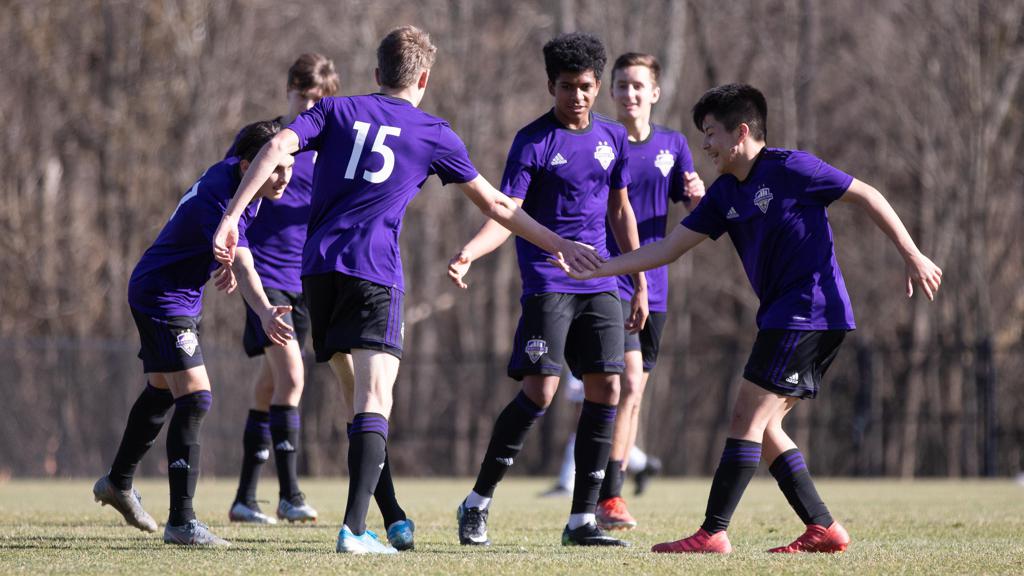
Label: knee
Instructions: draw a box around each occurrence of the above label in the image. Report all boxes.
[728,407,765,440]
[587,376,620,406]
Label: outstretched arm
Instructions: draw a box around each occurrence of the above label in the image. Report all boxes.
[230,247,294,346]
[607,186,647,332]
[555,223,707,280]
[450,175,603,288]
[839,179,942,300]
[446,209,515,289]
[214,129,300,265]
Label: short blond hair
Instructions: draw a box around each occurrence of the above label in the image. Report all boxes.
[377,26,437,89]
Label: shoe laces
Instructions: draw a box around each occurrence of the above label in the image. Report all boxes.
[462,507,487,532]
[787,525,828,551]
[286,492,307,507]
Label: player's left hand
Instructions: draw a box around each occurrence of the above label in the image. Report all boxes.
[213,215,240,266]
[683,171,706,207]
[905,252,942,301]
[625,286,649,333]
[261,305,294,346]
[212,264,237,294]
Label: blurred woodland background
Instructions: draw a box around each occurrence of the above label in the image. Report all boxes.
[1,0,1022,480]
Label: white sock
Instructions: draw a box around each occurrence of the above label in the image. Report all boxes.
[558,434,576,489]
[627,445,647,472]
[568,512,596,530]
[464,490,491,510]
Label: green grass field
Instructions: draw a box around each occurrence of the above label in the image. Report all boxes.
[1,477,1022,575]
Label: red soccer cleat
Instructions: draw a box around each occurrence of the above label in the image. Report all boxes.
[651,528,733,554]
[768,522,850,553]
[596,496,638,530]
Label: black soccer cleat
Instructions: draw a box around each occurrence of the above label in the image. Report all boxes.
[562,522,630,546]
[633,456,663,496]
[457,500,490,545]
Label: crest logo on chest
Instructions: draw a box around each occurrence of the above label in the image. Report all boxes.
[654,149,675,177]
[754,185,773,214]
[594,141,615,170]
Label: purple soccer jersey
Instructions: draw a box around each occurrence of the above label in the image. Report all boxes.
[128,157,261,318]
[607,125,694,311]
[502,110,631,295]
[682,148,856,330]
[288,94,479,292]
[225,120,315,293]
[244,150,315,293]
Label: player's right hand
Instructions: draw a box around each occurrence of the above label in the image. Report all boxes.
[556,239,604,273]
[213,215,240,266]
[261,305,294,346]
[547,255,597,281]
[447,250,473,289]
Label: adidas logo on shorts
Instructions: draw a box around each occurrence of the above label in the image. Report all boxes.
[785,372,800,385]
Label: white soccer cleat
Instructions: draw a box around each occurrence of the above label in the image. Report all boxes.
[229,501,278,524]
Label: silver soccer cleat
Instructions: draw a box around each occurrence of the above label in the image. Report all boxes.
[163,519,231,547]
[93,475,158,533]
[229,501,278,524]
[277,494,318,523]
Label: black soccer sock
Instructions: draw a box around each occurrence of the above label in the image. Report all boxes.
[166,390,211,526]
[472,391,545,498]
[235,410,271,505]
[769,449,834,527]
[598,459,625,502]
[343,413,388,535]
[347,422,407,526]
[108,383,175,491]
[572,401,617,514]
[701,438,762,534]
[270,405,301,500]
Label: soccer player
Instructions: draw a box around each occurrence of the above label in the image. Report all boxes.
[212,26,602,555]
[595,52,705,530]
[93,120,295,547]
[553,83,943,554]
[447,32,643,547]
[227,53,336,529]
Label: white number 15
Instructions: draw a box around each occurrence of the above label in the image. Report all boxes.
[344,121,401,183]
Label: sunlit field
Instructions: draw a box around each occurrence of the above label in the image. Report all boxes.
[1,478,1022,575]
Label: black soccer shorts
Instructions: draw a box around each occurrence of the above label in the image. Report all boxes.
[743,329,848,399]
[620,299,668,372]
[242,287,310,357]
[303,272,404,362]
[507,291,624,381]
[130,307,205,374]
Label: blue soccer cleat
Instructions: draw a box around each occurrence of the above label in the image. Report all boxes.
[386,518,415,551]
[336,525,397,554]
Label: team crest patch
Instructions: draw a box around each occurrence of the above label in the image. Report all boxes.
[175,330,198,357]
[754,185,774,213]
[654,149,675,177]
[525,338,548,363]
[594,141,615,170]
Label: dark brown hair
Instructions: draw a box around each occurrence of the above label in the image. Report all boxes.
[287,53,340,96]
[611,52,661,84]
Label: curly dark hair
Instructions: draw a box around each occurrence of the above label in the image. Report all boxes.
[542,32,607,82]
[691,83,768,141]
